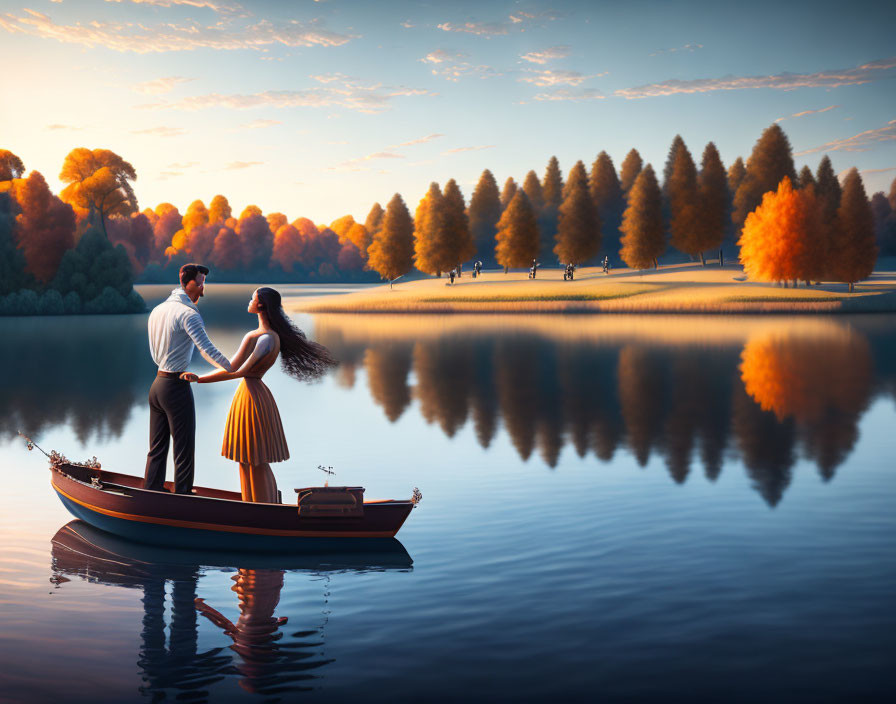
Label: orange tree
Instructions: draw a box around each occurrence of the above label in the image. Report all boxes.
[59,148,137,236]
[738,176,818,284]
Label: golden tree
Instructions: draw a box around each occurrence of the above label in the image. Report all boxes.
[495,190,539,269]
[738,177,818,284]
[364,202,384,236]
[59,148,137,236]
[694,142,728,265]
[414,182,453,276]
[732,124,796,232]
[468,169,502,264]
[830,168,877,292]
[208,194,232,224]
[367,193,414,283]
[0,149,25,182]
[619,165,665,269]
[500,177,518,209]
[443,178,474,269]
[9,170,76,282]
[619,148,643,193]
[271,224,303,272]
[664,137,701,259]
[554,160,600,264]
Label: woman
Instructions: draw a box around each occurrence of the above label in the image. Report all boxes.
[186,287,336,503]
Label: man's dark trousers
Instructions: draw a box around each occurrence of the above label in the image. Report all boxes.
[144,376,195,494]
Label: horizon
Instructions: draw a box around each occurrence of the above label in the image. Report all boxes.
[1,0,894,223]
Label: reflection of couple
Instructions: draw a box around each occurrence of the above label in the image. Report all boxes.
[143,264,336,502]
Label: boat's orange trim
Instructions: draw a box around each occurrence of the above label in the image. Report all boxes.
[53,482,396,538]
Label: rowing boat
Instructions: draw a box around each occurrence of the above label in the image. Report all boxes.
[47,454,421,552]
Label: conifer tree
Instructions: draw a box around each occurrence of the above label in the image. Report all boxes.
[797,165,816,189]
[540,157,564,257]
[815,156,841,220]
[0,192,33,295]
[620,149,643,193]
[665,137,701,260]
[663,135,687,193]
[727,157,746,195]
[738,177,818,284]
[414,182,453,276]
[620,165,665,269]
[365,202,384,236]
[589,151,624,262]
[495,190,539,269]
[812,155,842,280]
[831,169,877,292]
[732,124,797,232]
[522,170,544,214]
[367,193,414,285]
[468,169,502,266]
[443,178,475,270]
[500,177,518,209]
[554,160,601,265]
[694,142,728,266]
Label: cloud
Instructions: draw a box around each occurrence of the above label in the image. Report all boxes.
[132,76,193,95]
[45,123,84,131]
[534,88,606,102]
[395,133,444,147]
[441,145,496,155]
[648,43,703,57]
[130,126,188,137]
[400,20,414,28]
[138,74,433,114]
[437,10,559,37]
[421,50,498,81]
[520,69,606,87]
[520,46,570,64]
[329,135,445,172]
[106,0,239,12]
[237,118,282,129]
[223,161,264,170]
[615,56,896,98]
[0,10,353,53]
[774,105,839,123]
[795,119,896,156]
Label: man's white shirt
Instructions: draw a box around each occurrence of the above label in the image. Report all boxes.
[148,288,231,373]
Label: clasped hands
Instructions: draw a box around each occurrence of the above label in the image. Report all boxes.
[179,372,199,383]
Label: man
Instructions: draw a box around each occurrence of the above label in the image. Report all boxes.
[144,264,231,494]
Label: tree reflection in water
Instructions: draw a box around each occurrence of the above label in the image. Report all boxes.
[50,521,412,701]
[315,315,889,506]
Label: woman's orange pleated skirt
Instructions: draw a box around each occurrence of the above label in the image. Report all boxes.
[222,378,289,465]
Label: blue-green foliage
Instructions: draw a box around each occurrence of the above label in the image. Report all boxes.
[0,192,34,295]
[52,226,135,300]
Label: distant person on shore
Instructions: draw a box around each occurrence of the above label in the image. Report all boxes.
[602,256,610,274]
[449,269,456,285]
[564,262,575,281]
[184,288,337,503]
[144,264,232,495]
[474,261,482,278]
[529,260,540,279]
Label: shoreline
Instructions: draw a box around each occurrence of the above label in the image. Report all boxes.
[289,264,896,315]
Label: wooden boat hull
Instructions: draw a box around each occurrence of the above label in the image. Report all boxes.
[51,463,416,553]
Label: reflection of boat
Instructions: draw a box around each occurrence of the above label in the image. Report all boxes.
[51,520,411,699]
[48,457,420,552]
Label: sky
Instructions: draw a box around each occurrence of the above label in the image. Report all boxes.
[1,0,894,224]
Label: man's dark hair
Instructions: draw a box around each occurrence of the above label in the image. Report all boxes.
[179,263,209,288]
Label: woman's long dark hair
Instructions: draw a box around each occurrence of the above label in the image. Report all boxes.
[256,287,337,381]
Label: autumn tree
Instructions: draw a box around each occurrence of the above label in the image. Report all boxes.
[106,211,154,271]
[500,177,518,209]
[329,215,356,241]
[9,171,76,282]
[589,151,624,262]
[619,165,665,269]
[59,148,138,237]
[522,170,544,215]
[797,165,816,189]
[365,202,384,236]
[738,177,818,284]
[210,224,242,270]
[271,224,303,272]
[144,203,181,260]
[0,149,25,181]
[208,194,232,224]
[443,178,475,269]
[237,205,274,270]
[367,193,414,284]
[554,160,600,265]
[694,142,729,266]
[266,211,288,234]
[732,124,797,233]
[727,157,746,196]
[662,134,687,194]
[345,222,371,260]
[414,182,452,276]
[870,189,896,255]
[495,190,539,269]
[468,169,502,265]
[620,148,643,193]
[540,156,564,250]
[830,168,877,292]
[664,136,702,260]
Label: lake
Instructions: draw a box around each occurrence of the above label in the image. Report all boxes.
[1,284,894,702]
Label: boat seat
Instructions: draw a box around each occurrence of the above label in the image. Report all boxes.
[295,486,365,518]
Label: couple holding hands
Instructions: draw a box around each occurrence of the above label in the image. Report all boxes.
[143,264,335,503]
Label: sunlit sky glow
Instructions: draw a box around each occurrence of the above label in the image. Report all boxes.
[1,0,894,223]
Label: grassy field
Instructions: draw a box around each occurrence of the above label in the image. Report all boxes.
[289,263,896,315]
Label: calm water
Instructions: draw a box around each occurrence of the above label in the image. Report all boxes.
[1,284,895,702]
